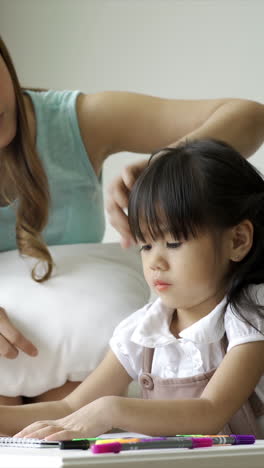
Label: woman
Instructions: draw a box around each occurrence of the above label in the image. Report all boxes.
[0,35,263,405]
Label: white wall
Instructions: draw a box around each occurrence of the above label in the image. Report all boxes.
[1,0,264,241]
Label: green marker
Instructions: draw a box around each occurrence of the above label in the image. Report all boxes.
[73,437,100,441]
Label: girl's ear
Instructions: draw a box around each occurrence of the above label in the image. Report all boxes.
[229,220,254,262]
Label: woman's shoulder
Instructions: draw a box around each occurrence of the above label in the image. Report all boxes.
[24,89,85,153]
[24,89,82,111]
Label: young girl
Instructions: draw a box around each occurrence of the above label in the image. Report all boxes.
[1,139,264,439]
[2,33,264,405]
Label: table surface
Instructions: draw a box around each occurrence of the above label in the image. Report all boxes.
[0,439,264,468]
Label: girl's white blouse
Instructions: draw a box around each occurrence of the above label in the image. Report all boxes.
[110,285,264,403]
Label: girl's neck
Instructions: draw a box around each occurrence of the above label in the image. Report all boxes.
[170,288,226,337]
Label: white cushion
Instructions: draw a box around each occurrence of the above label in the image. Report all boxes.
[0,243,149,397]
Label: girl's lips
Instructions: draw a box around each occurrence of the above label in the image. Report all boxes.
[154,281,171,291]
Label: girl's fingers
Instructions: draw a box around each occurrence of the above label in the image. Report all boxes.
[17,425,84,442]
[45,430,81,441]
[28,426,63,440]
[14,421,52,438]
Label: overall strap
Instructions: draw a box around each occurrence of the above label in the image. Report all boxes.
[142,347,155,374]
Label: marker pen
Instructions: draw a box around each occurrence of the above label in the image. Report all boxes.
[95,437,166,445]
[175,434,255,445]
[73,437,99,441]
[91,437,212,454]
[59,440,90,450]
[209,435,255,445]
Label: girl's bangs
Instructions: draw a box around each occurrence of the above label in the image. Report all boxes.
[129,157,206,242]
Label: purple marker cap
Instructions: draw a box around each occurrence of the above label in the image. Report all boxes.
[192,437,213,448]
[230,435,255,445]
[91,442,121,454]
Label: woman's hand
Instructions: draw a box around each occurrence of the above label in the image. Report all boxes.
[0,307,38,359]
[14,396,118,440]
[106,159,148,247]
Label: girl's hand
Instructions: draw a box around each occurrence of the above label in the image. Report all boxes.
[0,307,38,359]
[14,396,118,440]
[106,159,148,248]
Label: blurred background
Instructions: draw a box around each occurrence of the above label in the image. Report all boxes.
[1,0,263,242]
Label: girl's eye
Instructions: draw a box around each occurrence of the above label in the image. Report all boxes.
[166,242,182,249]
[139,244,152,252]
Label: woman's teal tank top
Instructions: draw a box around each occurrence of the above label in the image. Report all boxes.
[0,90,105,251]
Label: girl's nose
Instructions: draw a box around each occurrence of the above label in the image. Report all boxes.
[150,255,168,271]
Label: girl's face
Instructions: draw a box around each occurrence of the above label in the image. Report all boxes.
[0,54,16,150]
[139,229,232,319]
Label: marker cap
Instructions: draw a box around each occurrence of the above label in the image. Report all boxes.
[230,435,255,445]
[91,442,121,454]
[192,437,213,448]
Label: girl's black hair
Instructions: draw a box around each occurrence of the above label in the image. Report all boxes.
[128,139,264,331]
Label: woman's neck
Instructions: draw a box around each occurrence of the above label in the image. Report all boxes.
[23,92,36,145]
[0,94,36,206]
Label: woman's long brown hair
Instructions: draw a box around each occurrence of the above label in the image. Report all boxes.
[0,36,53,281]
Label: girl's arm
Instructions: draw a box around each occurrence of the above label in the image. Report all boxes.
[112,341,264,436]
[15,341,264,439]
[0,350,131,436]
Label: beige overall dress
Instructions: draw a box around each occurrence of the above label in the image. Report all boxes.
[139,344,264,438]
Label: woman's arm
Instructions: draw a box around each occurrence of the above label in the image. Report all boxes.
[77,92,264,175]
[80,92,264,245]
[0,350,131,436]
[14,341,264,439]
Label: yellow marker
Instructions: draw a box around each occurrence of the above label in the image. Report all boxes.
[95,438,141,445]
